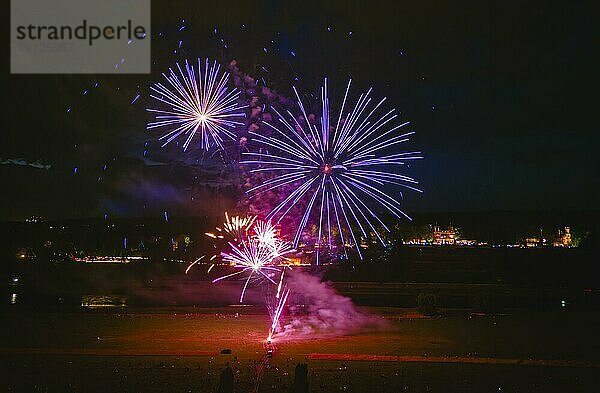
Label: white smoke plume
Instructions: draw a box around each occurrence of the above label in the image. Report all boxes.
[275,270,388,339]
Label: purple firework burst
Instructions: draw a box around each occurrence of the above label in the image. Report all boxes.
[242,78,422,261]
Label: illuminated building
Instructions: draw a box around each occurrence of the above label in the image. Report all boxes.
[433,226,456,245]
[72,256,149,264]
[552,227,573,247]
[525,237,542,248]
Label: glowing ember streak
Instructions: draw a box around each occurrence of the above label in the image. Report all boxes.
[276,269,285,299]
[268,288,290,341]
[147,58,247,152]
[185,256,204,274]
[241,78,422,261]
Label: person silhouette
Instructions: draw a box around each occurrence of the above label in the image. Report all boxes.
[288,363,309,393]
[217,366,234,393]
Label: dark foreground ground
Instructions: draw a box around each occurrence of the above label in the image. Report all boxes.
[1,307,599,392]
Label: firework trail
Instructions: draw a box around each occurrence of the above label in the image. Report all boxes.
[268,287,290,341]
[242,78,422,261]
[185,256,204,274]
[276,268,285,299]
[147,58,247,152]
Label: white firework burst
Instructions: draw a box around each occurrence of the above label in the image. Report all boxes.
[147,58,247,152]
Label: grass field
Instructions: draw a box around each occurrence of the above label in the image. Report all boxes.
[1,307,599,392]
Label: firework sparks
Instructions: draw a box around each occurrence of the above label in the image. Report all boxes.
[223,212,256,241]
[253,220,278,248]
[187,213,257,275]
[242,78,422,260]
[252,220,293,263]
[200,213,295,303]
[205,212,256,243]
[147,58,247,152]
[268,288,290,341]
[217,239,288,303]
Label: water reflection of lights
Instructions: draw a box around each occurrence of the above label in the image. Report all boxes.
[10,293,18,305]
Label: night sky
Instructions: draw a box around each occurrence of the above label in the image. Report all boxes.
[1,0,597,221]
